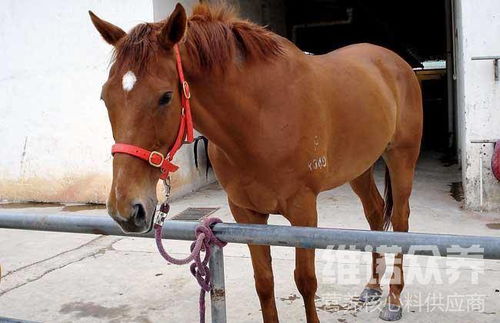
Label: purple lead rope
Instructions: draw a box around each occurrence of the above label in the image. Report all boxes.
[154,214,227,323]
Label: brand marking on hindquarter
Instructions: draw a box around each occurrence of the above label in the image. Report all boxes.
[308,156,327,171]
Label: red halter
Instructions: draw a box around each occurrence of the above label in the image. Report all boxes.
[111,44,194,180]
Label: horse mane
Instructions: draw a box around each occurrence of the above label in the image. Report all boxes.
[185,3,284,71]
[112,2,284,74]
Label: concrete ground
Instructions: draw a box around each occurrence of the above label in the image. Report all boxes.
[1,154,500,322]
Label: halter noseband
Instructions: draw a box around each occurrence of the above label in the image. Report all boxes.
[111,44,194,180]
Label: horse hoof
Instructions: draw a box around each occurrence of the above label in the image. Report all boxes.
[379,304,402,321]
[359,287,382,303]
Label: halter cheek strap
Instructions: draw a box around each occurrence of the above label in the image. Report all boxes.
[111,44,194,180]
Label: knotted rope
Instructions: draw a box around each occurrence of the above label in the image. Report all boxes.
[154,216,227,323]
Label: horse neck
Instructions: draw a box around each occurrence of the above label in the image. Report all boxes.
[182,42,305,157]
[185,62,265,154]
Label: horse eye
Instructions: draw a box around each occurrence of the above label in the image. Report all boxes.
[159,91,173,106]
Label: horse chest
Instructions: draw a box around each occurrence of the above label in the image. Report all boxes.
[227,180,283,214]
[208,146,299,214]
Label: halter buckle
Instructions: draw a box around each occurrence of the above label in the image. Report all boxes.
[182,81,191,99]
[149,151,165,167]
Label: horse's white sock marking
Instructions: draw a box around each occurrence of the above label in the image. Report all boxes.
[122,71,137,92]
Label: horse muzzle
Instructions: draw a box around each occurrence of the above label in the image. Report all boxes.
[108,201,156,234]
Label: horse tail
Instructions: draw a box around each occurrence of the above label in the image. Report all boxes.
[383,165,393,231]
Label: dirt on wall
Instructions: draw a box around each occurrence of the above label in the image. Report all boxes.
[0,169,213,204]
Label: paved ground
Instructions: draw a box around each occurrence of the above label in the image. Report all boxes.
[1,154,500,322]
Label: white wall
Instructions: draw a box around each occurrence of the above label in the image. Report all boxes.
[0,0,212,203]
[153,0,199,21]
[455,0,500,211]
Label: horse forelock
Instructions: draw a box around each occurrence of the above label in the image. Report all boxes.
[111,3,283,75]
[112,23,161,75]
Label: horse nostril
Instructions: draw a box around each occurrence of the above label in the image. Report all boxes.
[132,203,146,226]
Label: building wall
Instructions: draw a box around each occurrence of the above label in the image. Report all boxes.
[2,0,499,210]
[0,0,213,204]
[153,0,199,21]
[233,0,286,36]
[455,0,500,211]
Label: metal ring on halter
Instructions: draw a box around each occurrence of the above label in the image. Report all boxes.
[182,81,191,99]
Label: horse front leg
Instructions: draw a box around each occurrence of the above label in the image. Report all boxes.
[285,190,320,323]
[228,200,279,323]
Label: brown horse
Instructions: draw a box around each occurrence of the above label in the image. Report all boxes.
[90,3,422,322]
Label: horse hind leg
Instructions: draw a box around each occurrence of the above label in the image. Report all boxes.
[378,146,419,321]
[349,166,387,303]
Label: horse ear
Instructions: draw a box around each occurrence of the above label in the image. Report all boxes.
[158,3,187,49]
[89,11,126,46]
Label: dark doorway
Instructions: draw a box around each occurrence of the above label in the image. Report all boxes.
[254,0,455,154]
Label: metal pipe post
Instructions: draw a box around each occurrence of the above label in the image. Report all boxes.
[471,56,500,81]
[0,317,39,323]
[209,245,227,323]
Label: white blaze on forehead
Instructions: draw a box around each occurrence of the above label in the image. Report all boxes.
[122,71,137,92]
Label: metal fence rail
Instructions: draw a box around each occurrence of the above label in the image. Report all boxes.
[2,212,500,323]
[1,213,500,258]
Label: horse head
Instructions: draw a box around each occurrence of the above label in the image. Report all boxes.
[89,4,188,233]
